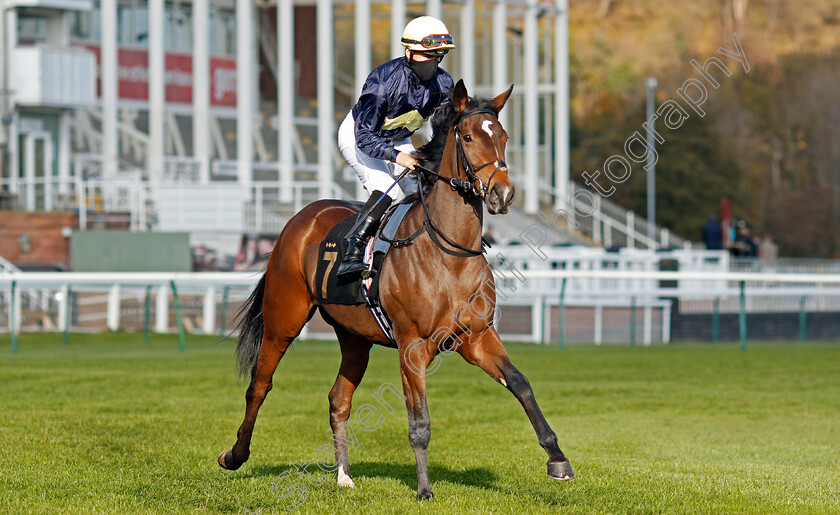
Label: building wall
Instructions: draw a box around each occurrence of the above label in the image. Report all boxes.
[0,211,77,269]
[260,6,318,100]
[295,6,318,98]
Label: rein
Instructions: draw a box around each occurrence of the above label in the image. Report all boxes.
[384,168,484,257]
[386,107,506,257]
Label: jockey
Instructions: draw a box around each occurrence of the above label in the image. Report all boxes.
[336,15,456,278]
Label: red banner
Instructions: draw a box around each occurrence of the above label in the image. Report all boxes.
[80,44,237,107]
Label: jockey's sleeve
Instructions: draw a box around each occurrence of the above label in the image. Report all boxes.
[354,77,397,162]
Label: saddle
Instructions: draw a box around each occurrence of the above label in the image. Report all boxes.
[315,198,416,306]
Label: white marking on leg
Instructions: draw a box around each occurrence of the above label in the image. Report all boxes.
[481,120,494,139]
[499,377,507,387]
[337,467,355,488]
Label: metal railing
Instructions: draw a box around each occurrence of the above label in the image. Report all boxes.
[0,256,21,276]
[0,176,151,231]
[568,180,691,250]
[0,172,354,235]
[2,268,838,348]
[487,245,840,314]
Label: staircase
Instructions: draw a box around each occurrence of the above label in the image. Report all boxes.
[567,180,691,250]
[0,255,21,276]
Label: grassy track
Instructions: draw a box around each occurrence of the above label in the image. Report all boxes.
[1,333,839,514]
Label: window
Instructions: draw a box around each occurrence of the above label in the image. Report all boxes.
[166,4,192,52]
[18,15,47,45]
[119,3,149,47]
[70,8,100,42]
[210,6,236,57]
[69,0,231,54]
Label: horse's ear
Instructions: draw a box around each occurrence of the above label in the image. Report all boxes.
[491,84,514,112]
[453,79,469,112]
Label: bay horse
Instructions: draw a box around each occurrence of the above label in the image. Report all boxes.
[218,80,574,500]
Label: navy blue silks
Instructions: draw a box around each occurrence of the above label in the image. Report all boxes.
[351,57,455,162]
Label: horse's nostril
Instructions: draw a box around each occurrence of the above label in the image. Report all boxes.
[492,184,503,200]
[486,183,513,214]
[493,184,512,205]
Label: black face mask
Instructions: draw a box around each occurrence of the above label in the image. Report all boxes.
[409,57,439,82]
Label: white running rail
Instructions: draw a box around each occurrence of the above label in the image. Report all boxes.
[2,269,839,344]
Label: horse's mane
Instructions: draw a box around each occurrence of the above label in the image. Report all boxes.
[415,96,499,172]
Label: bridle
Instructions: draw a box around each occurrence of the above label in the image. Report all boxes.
[388,107,509,257]
[419,107,508,199]
[454,107,508,199]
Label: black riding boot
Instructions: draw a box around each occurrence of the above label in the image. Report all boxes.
[336,191,392,278]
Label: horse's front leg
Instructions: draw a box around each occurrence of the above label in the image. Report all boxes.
[399,338,436,500]
[459,329,574,480]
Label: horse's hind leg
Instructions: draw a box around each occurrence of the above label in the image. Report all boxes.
[218,331,294,470]
[328,328,372,488]
[219,275,313,471]
[458,330,574,481]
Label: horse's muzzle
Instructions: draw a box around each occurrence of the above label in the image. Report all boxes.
[486,183,515,214]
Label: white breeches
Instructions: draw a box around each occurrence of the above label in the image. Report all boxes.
[337,112,419,202]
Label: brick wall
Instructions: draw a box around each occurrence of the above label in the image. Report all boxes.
[0,211,77,269]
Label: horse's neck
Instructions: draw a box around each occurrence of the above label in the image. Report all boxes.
[424,138,484,252]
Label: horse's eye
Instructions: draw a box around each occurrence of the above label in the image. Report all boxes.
[463,134,472,142]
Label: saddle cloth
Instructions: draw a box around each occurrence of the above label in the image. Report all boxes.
[315,201,414,305]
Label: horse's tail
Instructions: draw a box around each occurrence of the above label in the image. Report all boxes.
[234,273,267,378]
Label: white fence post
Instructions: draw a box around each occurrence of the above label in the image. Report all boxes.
[531,297,542,344]
[12,283,21,336]
[662,303,671,343]
[58,284,70,331]
[543,297,551,345]
[594,305,603,345]
[155,283,169,332]
[107,284,121,331]
[203,286,216,335]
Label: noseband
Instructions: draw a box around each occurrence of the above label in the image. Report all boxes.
[453,107,508,198]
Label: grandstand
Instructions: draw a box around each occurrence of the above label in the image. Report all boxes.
[0,0,677,251]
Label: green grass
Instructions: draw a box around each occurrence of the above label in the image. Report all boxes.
[1,333,839,514]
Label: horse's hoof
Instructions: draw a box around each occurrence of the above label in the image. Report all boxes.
[337,469,355,488]
[547,460,575,481]
[416,489,434,501]
[218,450,243,470]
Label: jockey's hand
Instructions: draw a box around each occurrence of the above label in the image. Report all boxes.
[396,152,419,171]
